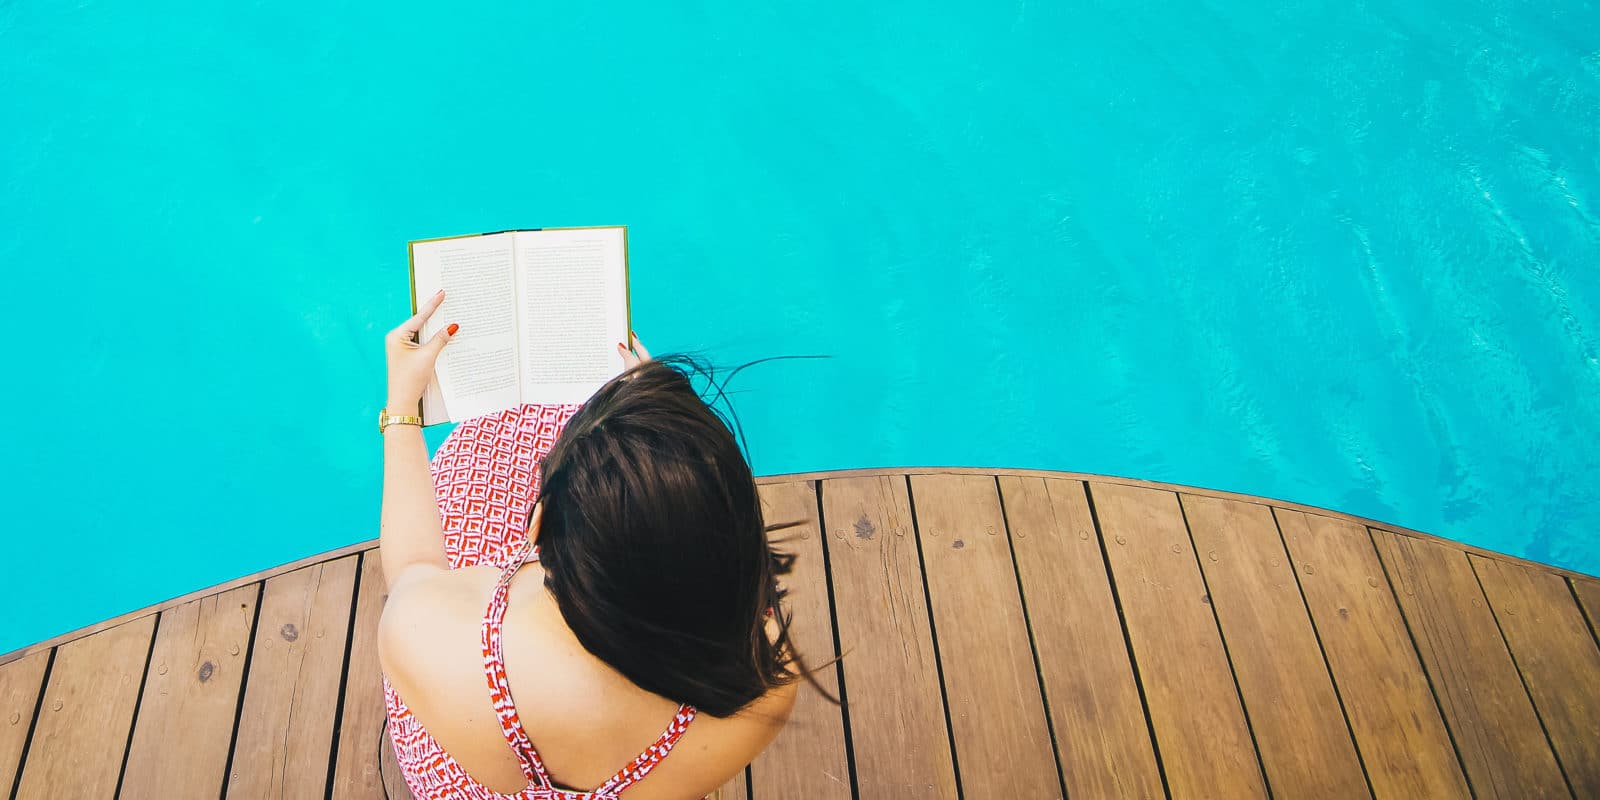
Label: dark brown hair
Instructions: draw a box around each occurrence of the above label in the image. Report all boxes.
[533,356,812,716]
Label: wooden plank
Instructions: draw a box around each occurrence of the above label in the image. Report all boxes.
[15,615,156,799]
[997,477,1162,799]
[10,467,1596,673]
[11,466,1599,674]
[1087,482,1267,800]
[819,475,957,799]
[717,767,748,800]
[332,552,392,799]
[1575,579,1600,645]
[1180,495,1368,798]
[1471,555,1600,796]
[121,584,260,799]
[380,726,413,798]
[0,649,50,794]
[1277,510,1468,798]
[0,540,380,669]
[762,468,1597,584]
[748,481,851,798]
[1371,529,1566,798]
[909,474,1058,797]
[226,556,359,799]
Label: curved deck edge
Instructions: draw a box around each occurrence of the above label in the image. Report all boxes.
[2,466,1594,668]
[762,466,1600,583]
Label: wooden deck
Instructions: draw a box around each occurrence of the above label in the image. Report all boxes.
[3,468,1599,799]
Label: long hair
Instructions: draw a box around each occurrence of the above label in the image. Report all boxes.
[533,356,820,716]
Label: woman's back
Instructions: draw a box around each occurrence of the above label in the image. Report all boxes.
[375,376,800,800]
[381,559,795,799]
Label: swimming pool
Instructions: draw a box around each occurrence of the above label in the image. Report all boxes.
[3,1,1596,654]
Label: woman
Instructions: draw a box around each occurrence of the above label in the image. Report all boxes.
[377,290,800,799]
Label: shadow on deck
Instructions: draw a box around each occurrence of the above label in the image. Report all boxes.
[3,468,1599,799]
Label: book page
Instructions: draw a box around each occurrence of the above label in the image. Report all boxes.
[513,227,628,405]
[409,233,522,422]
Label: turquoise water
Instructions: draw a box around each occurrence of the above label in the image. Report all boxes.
[3,2,1598,654]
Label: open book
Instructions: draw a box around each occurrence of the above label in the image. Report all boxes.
[408,226,630,424]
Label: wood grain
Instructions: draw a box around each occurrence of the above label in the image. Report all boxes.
[120,584,260,799]
[1574,579,1600,646]
[749,481,852,799]
[10,468,1595,797]
[380,725,413,799]
[1088,482,1268,800]
[12,466,1598,673]
[0,540,380,670]
[1371,529,1566,798]
[997,477,1162,799]
[1471,554,1600,796]
[1180,495,1367,798]
[15,615,156,799]
[761,469,1595,583]
[819,476,957,799]
[226,556,359,799]
[910,474,1059,798]
[332,552,393,799]
[1276,510,1468,799]
[0,649,50,795]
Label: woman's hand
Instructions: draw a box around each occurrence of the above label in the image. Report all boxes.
[618,331,652,369]
[385,289,457,409]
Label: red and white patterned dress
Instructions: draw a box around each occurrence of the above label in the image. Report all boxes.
[384,404,699,799]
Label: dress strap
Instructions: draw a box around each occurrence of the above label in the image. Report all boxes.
[595,704,699,796]
[483,541,698,798]
[481,546,553,787]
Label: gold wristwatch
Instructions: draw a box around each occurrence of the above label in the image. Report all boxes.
[378,410,423,433]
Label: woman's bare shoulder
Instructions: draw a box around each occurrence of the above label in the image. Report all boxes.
[378,565,535,793]
[376,567,804,797]
[378,565,494,696]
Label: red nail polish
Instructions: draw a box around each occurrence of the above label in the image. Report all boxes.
[447,323,459,335]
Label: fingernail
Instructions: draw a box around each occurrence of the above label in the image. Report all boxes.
[434,289,445,298]
[630,329,639,340]
[617,342,627,350]
[447,323,459,335]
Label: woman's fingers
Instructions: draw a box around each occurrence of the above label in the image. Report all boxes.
[422,321,459,357]
[618,330,652,368]
[391,289,446,340]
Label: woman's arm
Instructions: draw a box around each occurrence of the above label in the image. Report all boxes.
[380,422,447,590]
[379,290,458,591]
